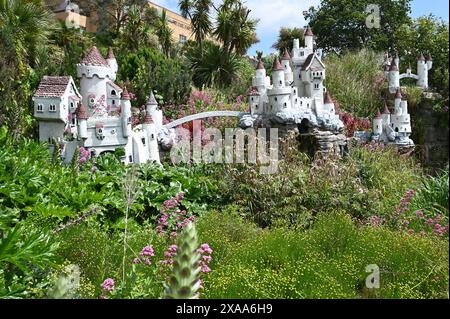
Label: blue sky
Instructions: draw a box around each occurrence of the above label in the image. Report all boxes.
[153,0,449,56]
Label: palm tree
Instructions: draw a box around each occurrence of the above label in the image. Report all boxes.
[191,0,212,45]
[0,0,55,135]
[178,0,193,19]
[155,9,173,57]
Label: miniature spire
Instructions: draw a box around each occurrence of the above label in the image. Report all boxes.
[324,92,333,104]
[80,46,109,66]
[395,88,402,99]
[248,87,260,96]
[417,52,425,61]
[107,47,116,60]
[272,57,284,71]
[375,109,382,119]
[147,91,157,105]
[426,53,433,61]
[122,87,131,100]
[389,59,399,71]
[383,102,391,114]
[304,25,314,36]
[282,48,291,61]
[256,60,265,70]
[76,103,89,119]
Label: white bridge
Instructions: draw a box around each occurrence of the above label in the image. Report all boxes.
[163,111,249,129]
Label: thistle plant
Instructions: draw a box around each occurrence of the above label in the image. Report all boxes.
[163,222,202,299]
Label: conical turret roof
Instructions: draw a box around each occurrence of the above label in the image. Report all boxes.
[272,57,284,71]
[282,48,291,61]
[383,102,391,114]
[417,53,425,61]
[147,91,157,105]
[107,47,116,60]
[304,26,314,36]
[76,103,89,120]
[395,88,402,99]
[389,59,399,71]
[122,87,131,100]
[80,46,109,66]
[324,92,333,104]
[375,109,382,119]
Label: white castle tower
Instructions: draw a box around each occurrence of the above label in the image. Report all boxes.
[143,113,160,164]
[388,59,400,94]
[146,91,163,129]
[281,49,293,84]
[121,88,132,138]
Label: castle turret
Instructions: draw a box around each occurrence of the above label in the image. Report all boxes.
[281,49,293,84]
[121,88,132,137]
[373,109,383,135]
[77,46,115,115]
[253,60,270,91]
[272,57,285,88]
[76,103,89,139]
[394,52,400,68]
[426,53,433,71]
[388,59,400,93]
[324,92,335,114]
[143,113,160,164]
[394,88,403,115]
[382,102,391,125]
[106,47,118,81]
[417,53,428,89]
[146,91,163,128]
[248,88,261,115]
[304,26,314,51]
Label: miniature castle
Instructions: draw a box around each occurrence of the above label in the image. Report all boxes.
[33,47,162,165]
[370,88,414,146]
[384,52,432,93]
[241,26,344,133]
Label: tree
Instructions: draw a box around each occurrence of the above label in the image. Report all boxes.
[392,15,449,99]
[155,9,173,57]
[191,0,212,45]
[304,0,412,53]
[272,27,305,55]
[0,0,55,135]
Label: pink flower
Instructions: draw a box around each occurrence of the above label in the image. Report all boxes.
[132,258,141,264]
[200,244,213,255]
[100,278,115,292]
[140,246,155,257]
[201,265,211,273]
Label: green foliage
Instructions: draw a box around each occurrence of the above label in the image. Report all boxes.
[392,15,449,99]
[118,47,192,105]
[197,210,449,298]
[411,168,449,217]
[164,223,202,299]
[323,49,385,117]
[272,27,305,55]
[185,41,251,89]
[305,0,412,53]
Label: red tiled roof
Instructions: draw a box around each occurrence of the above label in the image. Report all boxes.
[383,103,391,114]
[76,103,89,120]
[256,60,265,70]
[324,92,333,104]
[301,53,325,70]
[107,47,115,60]
[282,48,291,61]
[375,109,382,119]
[389,59,398,71]
[272,57,284,71]
[80,46,109,66]
[34,76,72,98]
[122,87,131,100]
[304,26,314,37]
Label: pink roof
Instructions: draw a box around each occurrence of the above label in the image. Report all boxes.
[95,122,104,129]
[272,57,284,71]
[383,103,391,114]
[324,92,333,104]
[395,88,402,99]
[248,87,260,96]
[282,48,291,61]
[256,60,265,70]
[147,91,157,105]
[76,103,89,120]
[375,109,382,119]
[80,46,109,67]
[304,26,314,36]
[34,76,72,98]
[107,47,115,60]
[426,53,433,61]
[389,60,398,71]
[122,87,131,100]
[417,53,425,61]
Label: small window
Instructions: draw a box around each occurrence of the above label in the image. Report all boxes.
[255,105,258,108]
[279,80,282,85]
[72,117,76,125]
[151,134,155,140]
[283,103,287,107]
[70,102,74,109]
[49,104,57,112]
[251,97,254,101]
[300,52,304,57]
[111,90,116,96]
[129,155,133,163]
[37,104,43,112]
[314,83,320,90]
[295,99,298,103]
[112,100,115,105]
[274,97,278,102]
[98,128,103,134]
[127,117,131,124]
[142,138,146,145]
[294,90,296,94]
